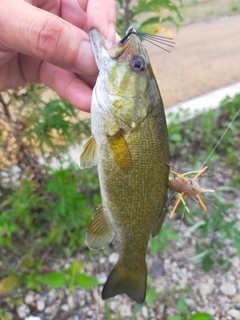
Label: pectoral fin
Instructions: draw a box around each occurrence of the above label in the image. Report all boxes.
[79,135,97,169]
[107,131,132,171]
[87,205,115,249]
[151,206,167,237]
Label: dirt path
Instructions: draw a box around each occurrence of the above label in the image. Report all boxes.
[145,15,240,108]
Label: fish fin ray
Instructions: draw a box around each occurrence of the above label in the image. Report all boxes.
[102,260,147,304]
[151,206,167,237]
[87,204,115,249]
[79,135,97,169]
[107,131,132,171]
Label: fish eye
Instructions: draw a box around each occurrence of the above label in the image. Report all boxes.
[131,56,146,72]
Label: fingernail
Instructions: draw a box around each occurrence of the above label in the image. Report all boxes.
[75,40,98,76]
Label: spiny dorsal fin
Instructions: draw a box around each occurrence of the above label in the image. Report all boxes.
[107,130,132,171]
[87,205,115,249]
[79,135,97,169]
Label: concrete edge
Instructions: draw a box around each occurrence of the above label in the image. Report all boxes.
[165,82,240,124]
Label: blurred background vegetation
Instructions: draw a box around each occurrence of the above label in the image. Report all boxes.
[0,0,240,319]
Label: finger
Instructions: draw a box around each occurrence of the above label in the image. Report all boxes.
[78,0,117,42]
[40,62,92,112]
[0,0,97,76]
[34,0,60,15]
[60,0,87,29]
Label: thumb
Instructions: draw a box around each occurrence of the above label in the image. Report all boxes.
[0,0,97,76]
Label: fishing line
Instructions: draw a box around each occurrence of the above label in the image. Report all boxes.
[201,107,240,168]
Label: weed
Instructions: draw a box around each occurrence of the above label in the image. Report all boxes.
[168,296,212,319]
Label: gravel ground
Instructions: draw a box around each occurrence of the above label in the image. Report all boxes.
[6,227,240,320]
[2,164,239,319]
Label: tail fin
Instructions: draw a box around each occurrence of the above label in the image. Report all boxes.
[102,260,147,304]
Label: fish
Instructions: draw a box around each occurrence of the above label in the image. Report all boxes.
[79,27,169,304]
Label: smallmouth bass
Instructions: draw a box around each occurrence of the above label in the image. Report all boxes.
[79,27,169,303]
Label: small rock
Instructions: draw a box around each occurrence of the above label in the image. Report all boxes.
[84,262,94,272]
[205,308,215,316]
[36,299,45,311]
[164,259,171,265]
[222,303,230,311]
[188,263,195,271]
[76,290,86,299]
[99,257,106,264]
[96,273,107,284]
[68,294,76,309]
[25,291,35,305]
[17,304,30,319]
[109,300,118,311]
[235,304,240,311]
[227,309,240,318]
[119,304,132,317]
[25,317,41,320]
[185,299,195,307]
[87,310,94,317]
[172,273,179,281]
[228,275,235,283]
[108,252,119,264]
[151,259,165,276]
[61,304,69,312]
[237,279,240,290]
[197,283,214,297]
[156,303,165,314]
[45,304,57,315]
[79,299,86,307]
[220,283,237,296]
[35,294,40,300]
[141,306,148,318]
[58,289,65,299]
[232,294,240,303]
[48,289,57,303]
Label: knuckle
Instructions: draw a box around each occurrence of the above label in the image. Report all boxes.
[35,17,65,63]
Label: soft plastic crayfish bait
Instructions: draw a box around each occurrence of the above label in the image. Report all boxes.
[168,166,215,219]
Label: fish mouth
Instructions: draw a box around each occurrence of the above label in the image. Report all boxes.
[88,28,107,70]
[89,28,135,70]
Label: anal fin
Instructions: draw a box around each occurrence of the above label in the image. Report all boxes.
[79,135,97,169]
[87,205,115,249]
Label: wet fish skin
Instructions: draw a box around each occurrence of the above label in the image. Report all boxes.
[79,27,169,303]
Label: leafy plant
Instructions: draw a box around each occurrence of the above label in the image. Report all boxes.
[168,297,212,320]
[150,223,179,254]
[116,0,183,36]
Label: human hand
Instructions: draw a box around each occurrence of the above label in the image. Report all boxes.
[0,0,116,112]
